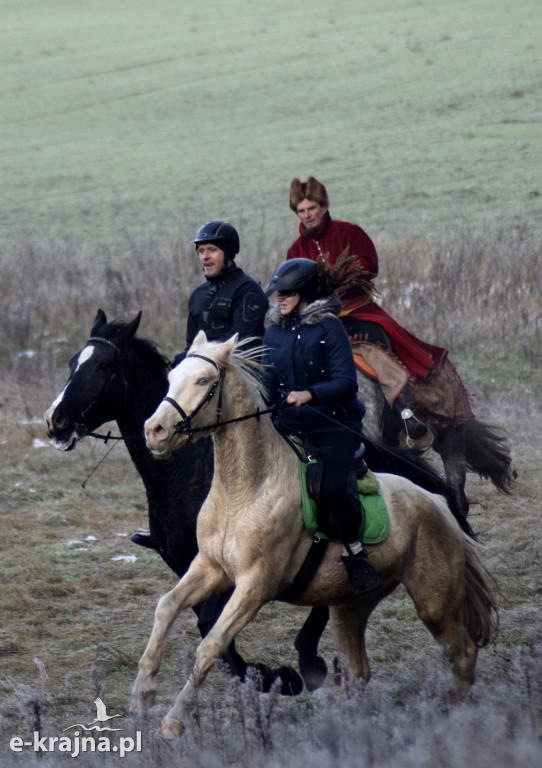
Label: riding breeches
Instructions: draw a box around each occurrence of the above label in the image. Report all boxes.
[304,430,362,544]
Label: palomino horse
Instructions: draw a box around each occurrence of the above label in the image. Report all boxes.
[133,332,498,738]
[44,309,302,695]
[45,310,471,695]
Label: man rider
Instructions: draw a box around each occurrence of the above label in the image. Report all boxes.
[132,222,268,546]
[287,176,458,441]
[180,220,268,357]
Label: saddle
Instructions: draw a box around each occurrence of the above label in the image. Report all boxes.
[351,341,473,428]
[289,437,389,545]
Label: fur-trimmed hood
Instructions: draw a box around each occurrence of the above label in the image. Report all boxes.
[267,292,342,328]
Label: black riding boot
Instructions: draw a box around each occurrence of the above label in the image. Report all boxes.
[341,544,381,596]
[130,532,158,550]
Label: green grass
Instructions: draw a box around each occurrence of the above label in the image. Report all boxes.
[2,0,541,251]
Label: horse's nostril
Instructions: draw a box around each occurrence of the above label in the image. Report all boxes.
[53,410,69,431]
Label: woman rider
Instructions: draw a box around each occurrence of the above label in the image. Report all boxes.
[261,258,381,596]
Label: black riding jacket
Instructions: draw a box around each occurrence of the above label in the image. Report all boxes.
[183,264,268,355]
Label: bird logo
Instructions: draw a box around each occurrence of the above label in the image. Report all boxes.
[64,698,123,732]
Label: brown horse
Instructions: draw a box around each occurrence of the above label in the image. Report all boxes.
[131,332,498,738]
[352,342,515,520]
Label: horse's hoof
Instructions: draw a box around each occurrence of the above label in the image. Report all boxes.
[161,720,184,739]
[276,665,304,696]
[245,663,303,696]
[129,689,156,713]
[299,654,328,692]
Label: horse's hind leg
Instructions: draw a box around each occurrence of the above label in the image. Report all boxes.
[404,543,478,699]
[329,599,380,684]
[434,425,470,519]
[417,602,478,700]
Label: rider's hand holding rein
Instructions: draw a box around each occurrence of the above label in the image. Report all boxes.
[287,390,313,407]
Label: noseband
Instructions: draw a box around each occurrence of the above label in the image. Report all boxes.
[164,353,226,441]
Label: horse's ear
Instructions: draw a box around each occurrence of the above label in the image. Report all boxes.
[114,311,142,348]
[216,333,238,359]
[91,309,107,335]
[193,330,208,346]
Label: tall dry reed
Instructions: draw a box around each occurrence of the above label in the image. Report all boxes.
[2,222,540,381]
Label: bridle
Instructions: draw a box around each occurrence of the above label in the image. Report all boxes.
[163,352,287,442]
[74,336,126,441]
[164,353,226,441]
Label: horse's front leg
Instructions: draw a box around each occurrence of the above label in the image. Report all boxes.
[161,575,270,738]
[130,554,227,713]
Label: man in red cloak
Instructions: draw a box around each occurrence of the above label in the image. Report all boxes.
[287,176,473,439]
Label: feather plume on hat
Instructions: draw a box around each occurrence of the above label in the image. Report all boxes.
[314,251,378,303]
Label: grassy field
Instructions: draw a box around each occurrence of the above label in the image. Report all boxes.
[1,228,541,765]
[2,0,541,251]
[0,328,541,767]
[1,1,541,765]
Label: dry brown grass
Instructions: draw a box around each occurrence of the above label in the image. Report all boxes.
[0,223,541,766]
[2,220,541,376]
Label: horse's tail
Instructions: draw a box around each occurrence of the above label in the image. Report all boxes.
[462,537,499,647]
[362,434,475,539]
[464,419,516,493]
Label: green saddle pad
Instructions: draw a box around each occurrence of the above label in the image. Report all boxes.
[298,456,390,545]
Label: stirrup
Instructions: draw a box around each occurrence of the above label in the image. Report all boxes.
[400,408,434,448]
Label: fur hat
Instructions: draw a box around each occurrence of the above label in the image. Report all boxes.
[289,176,330,212]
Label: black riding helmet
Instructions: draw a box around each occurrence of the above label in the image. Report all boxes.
[192,221,240,261]
[265,258,318,297]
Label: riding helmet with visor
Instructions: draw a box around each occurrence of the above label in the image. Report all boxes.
[192,221,240,261]
[265,258,318,299]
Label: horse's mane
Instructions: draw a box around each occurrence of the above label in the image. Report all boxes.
[131,336,171,377]
[194,336,268,403]
[229,338,269,399]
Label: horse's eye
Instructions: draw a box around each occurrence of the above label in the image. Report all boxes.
[197,377,209,386]
[97,361,112,373]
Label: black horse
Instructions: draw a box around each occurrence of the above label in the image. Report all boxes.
[45,310,474,693]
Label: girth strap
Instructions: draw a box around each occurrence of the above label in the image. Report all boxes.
[276,539,329,603]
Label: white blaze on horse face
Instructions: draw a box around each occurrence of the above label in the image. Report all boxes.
[46,345,96,415]
[44,345,97,446]
[52,344,96,406]
[75,344,96,371]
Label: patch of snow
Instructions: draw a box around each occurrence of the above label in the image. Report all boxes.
[86,535,97,541]
[33,438,49,448]
[112,555,137,563]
